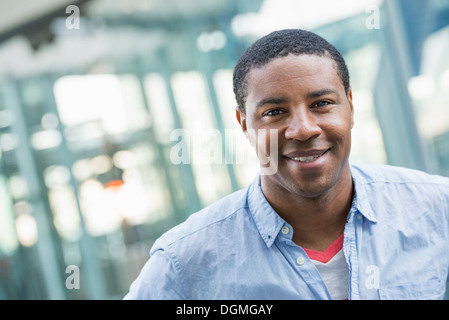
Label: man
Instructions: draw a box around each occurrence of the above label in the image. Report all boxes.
[125,29,449,300]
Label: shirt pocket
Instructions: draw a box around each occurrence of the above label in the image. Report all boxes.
[379,278,444,300]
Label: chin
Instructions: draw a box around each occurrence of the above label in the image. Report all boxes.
[283,165,347,199]
[289,181,335,199]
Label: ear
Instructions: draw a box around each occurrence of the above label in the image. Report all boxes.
[235,107,248,135]
[347,88,354,129]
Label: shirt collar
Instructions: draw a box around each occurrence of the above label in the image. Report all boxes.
[349,164,378,223]
[247,166,378,248]
[247,173,286,248]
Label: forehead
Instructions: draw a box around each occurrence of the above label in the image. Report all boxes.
[246,54,343,97]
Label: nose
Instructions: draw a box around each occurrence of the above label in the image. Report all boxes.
[284,108,321,141]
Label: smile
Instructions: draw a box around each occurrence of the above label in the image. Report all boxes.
[292,155,321,163]
[284,148,331,163]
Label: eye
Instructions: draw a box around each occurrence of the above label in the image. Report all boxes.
[313,100,331,108]
[264,109,283,116]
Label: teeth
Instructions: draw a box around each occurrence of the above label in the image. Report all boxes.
[292,155,320,163]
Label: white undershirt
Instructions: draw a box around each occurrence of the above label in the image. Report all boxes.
[310,249,349,300]
[303,234,349,300]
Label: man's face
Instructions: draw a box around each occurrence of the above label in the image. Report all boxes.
[237,54,354,199]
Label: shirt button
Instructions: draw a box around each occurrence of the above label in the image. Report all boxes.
[357,214,362,220]
[296,257,305,265]
[281,226,290,234]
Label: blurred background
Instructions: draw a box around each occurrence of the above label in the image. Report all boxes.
[0,0,448,299]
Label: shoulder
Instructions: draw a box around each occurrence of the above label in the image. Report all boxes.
[350,164,449,217]
[151,187,250,253]
[351,163,449,186]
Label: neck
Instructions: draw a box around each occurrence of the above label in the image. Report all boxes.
[262,165,354,251]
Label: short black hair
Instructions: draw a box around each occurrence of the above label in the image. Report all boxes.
[232,29,350,112]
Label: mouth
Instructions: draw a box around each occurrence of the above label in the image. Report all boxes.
[283,148,331,163]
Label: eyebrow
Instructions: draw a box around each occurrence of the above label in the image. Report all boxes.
[306,88,338,98]
[255,97,288,108]
[255,88,338,108]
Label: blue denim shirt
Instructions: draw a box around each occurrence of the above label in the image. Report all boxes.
[125,164,449,300]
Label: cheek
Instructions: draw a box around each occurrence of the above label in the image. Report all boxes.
[323,111,353,139]
[327,119,353,156]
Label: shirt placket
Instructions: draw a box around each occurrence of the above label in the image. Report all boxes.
[343,208,361,300]
[275,223,332,299]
